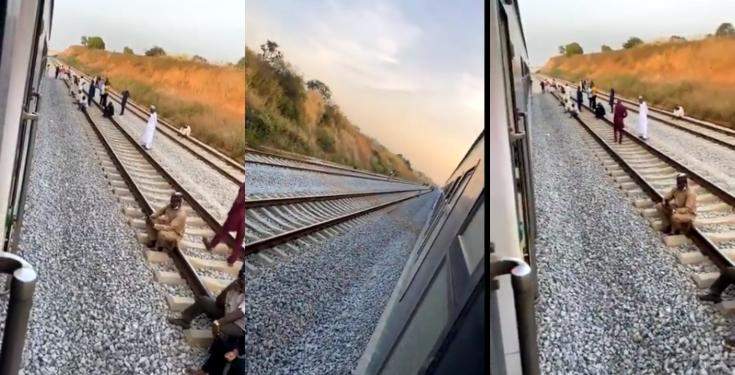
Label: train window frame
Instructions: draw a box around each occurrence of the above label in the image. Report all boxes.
[457,199,484,274]
[399,163,478,303]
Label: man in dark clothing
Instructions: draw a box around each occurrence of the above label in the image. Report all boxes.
[576,87,583,112]
[103,102,115,118]
[609,88,616,112]
[120,90,130,115]
[613,99,628,144]
[54,65,59,78]
[88,82,96,106]
[589,93,597,109]
[540,80,546,93]
[203,182,245,265]
[595,103,606,119]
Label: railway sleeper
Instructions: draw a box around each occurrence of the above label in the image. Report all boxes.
[154,270,230,294]
[678,248,735,265]
[692,272,719,289]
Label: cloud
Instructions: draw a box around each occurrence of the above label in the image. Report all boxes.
[295,0,423,92]
[456,72,483,113]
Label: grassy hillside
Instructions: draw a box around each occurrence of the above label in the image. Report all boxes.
[58,46,245,159]
[244,46,429,183]
[541,37,735,128]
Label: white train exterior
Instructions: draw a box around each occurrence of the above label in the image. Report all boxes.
[0,0,52,251]
[490,0,540,374]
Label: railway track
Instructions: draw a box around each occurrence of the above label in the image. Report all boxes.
[59,76,432,348]
[54,58,422,185]
[548,90,735,310]
[541,75,735,151]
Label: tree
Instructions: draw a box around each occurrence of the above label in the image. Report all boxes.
[716,22,735,37]
[236,56,246,67]
[306,79,332,101]
[558,45,565,55]
[82,36,105,50]
[259,40,286,71]
[563,42,583,57]
[601,45,613,52]
[145,46,166,57]
[670,35,686,42]
[123,46,134,55]
[623,37,644,49]
[192,55,208,63]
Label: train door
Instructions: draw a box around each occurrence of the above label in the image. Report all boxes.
[490,0,540,374]
[1,0,49,251]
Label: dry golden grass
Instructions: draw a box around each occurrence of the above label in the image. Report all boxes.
[541,37,735,127]
[59,46,245,158]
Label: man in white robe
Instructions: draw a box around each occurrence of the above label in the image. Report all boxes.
[140,106,158,150]
[673,106,685,119]
[637,96,649,140]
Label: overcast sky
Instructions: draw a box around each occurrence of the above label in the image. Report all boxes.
[519,0,735,67]
[50,0,245,63]
[246,0,483,183]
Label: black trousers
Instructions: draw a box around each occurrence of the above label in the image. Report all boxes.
[120,99,128,115]
[100,93,108,107]
[202,335,246,375]
[710,275,733,295]
[181,296,245,341]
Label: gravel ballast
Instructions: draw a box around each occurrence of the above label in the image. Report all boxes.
[242,191,437,374]
[532,87,735,373]
[13,75,204,374]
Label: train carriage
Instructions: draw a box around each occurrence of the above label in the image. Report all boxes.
[490,0,540,374]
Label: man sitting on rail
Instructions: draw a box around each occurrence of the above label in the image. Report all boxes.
[179,124,192,137]
[656,173,697,235]
[147,192,187,251]
[673,105,685,120]
[103,101,115,118]
[595,103,606,119]
[169,266,246,374]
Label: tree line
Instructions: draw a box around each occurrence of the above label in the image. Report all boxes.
[78,35,244,66]
[558,22,735,57]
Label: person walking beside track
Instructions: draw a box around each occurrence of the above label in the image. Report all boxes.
[204,182,245,265]
[120,89,130,115]
[140,105,158,150]
[613,99,627,144]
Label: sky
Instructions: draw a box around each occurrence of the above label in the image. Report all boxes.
[519,0,735,67]
[245,0,484,183]
[49,0,245,63]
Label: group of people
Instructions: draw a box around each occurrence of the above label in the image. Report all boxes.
[54,62,249,372]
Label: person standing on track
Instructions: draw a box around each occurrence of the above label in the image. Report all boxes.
[609,88,616,112]
[54,65,59,78]
[147,192,187,251]
[87,79,96,106]
[540,80,546,93]
[120,89,130,115]
[204,182,245,265]
[613,99,627,144]
[637,96,649,140]
[99,78,108,107]
[140,105,158,150]
[576,86,583,112]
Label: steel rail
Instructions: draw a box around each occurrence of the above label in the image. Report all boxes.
[245,188,429,209]
[243,189,432,255]
[75,85,213,298]
[550,90,735,272]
